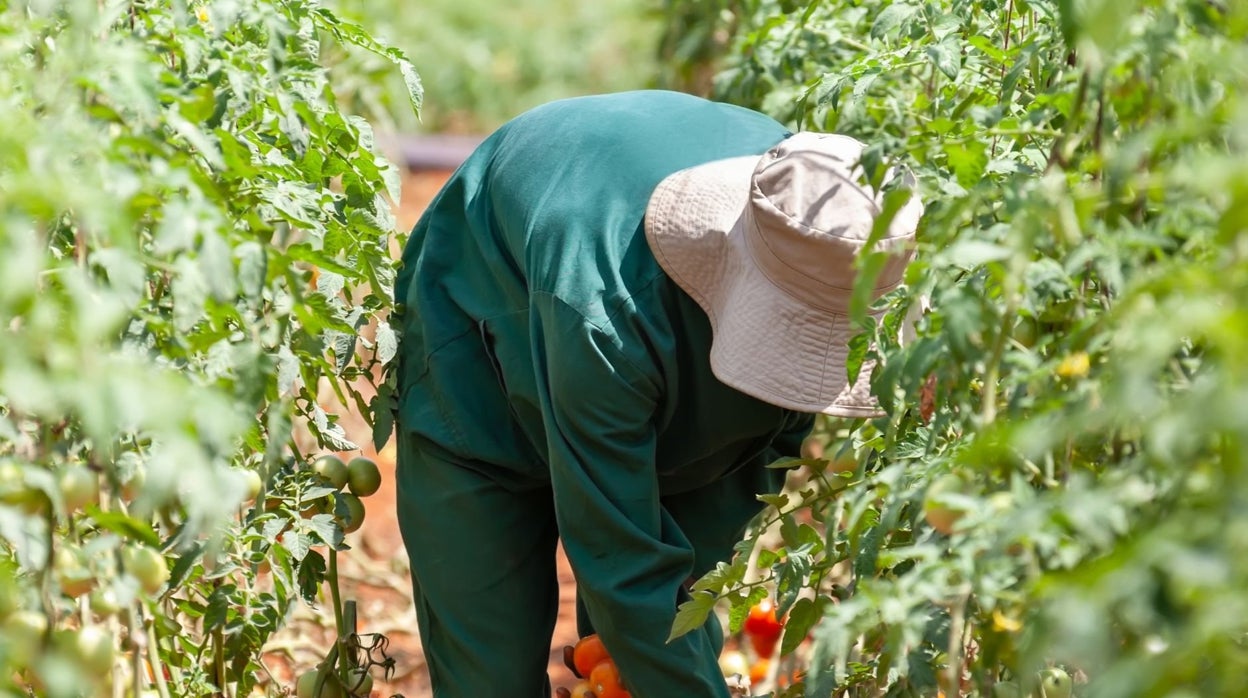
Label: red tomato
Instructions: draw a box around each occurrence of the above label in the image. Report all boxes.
[743,598,785,659]
[743,598,785,640]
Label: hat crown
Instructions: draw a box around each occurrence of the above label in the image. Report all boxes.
[746,132,921,314]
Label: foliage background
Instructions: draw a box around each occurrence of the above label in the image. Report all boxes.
[5,0,1247,696]
[325,0,660,133]
[663,1,1248,696]
[0,1,417,695]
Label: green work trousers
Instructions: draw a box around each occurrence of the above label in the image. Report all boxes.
[395,431,776,697]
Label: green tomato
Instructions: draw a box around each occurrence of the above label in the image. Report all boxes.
[0,461,46,514]
[240,469,263,502]
[58,466,99,512]
[339,493,366,534]
[60,625,114,676]
[122,545,169,595]
[343,667,373,697]
[718,650,749,678]
[3,610,48,665]
[993,681,1023,698]
[1011,315,1040,349]
[346,457,381,498]
[89,586,123,617]
[296,669,344,698]
[54,547,95,599]
[311,456,349,490]
[1038,668,1072,698]
[120,466,145,502]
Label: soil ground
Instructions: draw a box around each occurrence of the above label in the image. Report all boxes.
[262,170,583,698]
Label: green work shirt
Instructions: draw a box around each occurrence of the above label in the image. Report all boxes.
[395,90,814,697]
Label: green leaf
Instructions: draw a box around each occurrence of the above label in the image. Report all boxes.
[91,248,147,309]
[306,513,343,549]
[369,385,396,451]
[937,240,1012,268]
[375,321,398,365]
[88,510,161,548]
[852,523,885,579]
[780,597,823,656]
[166,541,206,593]
[845,329,871,386]
[204,584,234,631]
[758,493,791,509]
[691,558,747,594]
[667,591,717,642]
[729,586,770,633]
[926,36,962,80]
[281,530,313,562]
[276,345,300,395]
[297,550,327,605]
[943,139,988,189]
[870,3,919,38]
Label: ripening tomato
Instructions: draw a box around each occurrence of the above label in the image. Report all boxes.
[589,659,630,698]
[749,658,770,684]
[572,634,610,678]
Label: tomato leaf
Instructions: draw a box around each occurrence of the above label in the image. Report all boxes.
[88,510,161,549]
[667,591,717,643]
[780,597,823,657]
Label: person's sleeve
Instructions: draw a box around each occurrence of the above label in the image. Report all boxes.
[531,292,730,698]
[763,411,816,466]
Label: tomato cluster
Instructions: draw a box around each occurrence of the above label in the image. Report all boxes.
[715,597,809,694]
[556,602,799,697]
[556,634,631,698]
[301,455,382,534]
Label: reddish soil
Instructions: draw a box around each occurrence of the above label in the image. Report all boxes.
[263,170,582,698]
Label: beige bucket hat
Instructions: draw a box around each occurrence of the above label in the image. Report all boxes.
[644,132,923,417]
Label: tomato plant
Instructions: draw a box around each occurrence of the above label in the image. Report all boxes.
[667,1,1248,696]
[0,0,416,695]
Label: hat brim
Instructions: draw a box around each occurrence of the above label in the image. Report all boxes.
[645,155,888,417]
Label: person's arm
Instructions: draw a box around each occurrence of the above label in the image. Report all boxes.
[768,412,816,462]
[531,292,730,698]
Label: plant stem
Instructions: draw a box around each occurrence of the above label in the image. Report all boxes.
[214,625,228,698]
[328,548,348,672]
[980,298,1018,426]
[946,587,972,697]
[123,606,142,698]
[146,609,172,698]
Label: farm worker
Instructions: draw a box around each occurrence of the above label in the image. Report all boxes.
[392,89,922,697]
